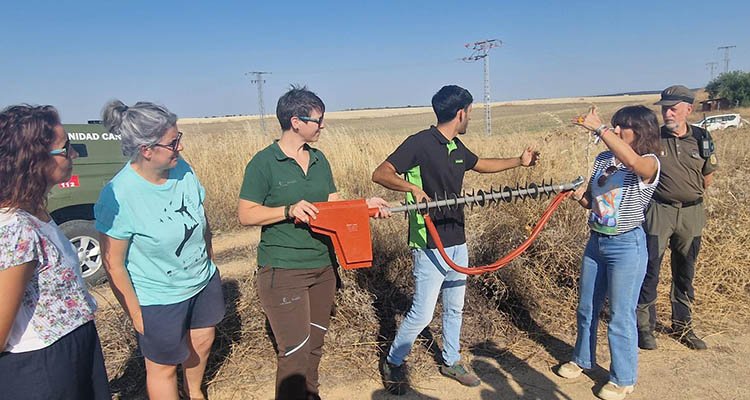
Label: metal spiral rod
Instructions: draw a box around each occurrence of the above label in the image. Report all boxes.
[389,176,585,215]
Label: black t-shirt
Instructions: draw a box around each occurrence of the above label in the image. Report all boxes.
[386,126,478,249]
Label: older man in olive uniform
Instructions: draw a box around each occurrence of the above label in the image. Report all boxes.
[637,85,719,351]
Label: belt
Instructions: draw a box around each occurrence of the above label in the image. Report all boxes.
[653,196,703,208]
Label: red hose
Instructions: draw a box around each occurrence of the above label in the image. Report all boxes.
[423,191,572,275]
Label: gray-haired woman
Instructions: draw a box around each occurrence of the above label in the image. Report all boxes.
[95,100,224,400]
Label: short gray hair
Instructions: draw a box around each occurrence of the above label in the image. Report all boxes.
[101,100,178,159]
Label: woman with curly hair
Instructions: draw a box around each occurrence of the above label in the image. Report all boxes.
[0,104,110,400]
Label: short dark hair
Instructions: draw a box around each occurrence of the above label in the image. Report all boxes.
[432,85,473,124]
[0,104,61,214]
[611,105,661,155]
[276,85,325,131]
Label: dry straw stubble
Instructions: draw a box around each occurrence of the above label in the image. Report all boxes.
[98,99,750,396]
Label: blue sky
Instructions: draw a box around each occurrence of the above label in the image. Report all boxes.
[2,0,748,122]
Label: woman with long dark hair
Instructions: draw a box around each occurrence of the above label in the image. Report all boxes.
[556,105,662,400]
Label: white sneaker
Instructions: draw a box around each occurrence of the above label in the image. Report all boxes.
[597,381,635,400]
[556,361,583,379]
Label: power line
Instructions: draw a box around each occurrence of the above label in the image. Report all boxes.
[245,71,271,132]
[706,62,718,81]
[717,45,736,74]
[462,39,502,136]
[274,59,458,76]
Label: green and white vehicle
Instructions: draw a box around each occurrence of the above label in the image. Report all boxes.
[48,123,127,286]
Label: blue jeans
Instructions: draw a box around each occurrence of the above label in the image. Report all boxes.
[573,227,647,386]
[387,243,468,367]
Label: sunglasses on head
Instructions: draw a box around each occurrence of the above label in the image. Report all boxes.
[152,132,183,152]
[49,139,72,158]
[597,165,619,187]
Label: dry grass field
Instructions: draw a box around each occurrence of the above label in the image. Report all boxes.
[95,95,750,399]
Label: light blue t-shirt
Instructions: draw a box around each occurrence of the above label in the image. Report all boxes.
[94,158,216,306]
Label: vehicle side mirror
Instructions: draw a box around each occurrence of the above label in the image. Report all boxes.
[72,143,88,157]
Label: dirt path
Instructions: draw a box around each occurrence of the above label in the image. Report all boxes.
[331,331,750,400]
[212,330,749,400]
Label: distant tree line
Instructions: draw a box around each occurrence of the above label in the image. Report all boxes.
[705,70,750,107]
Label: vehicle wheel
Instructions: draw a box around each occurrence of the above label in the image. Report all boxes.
[59,219,107,287]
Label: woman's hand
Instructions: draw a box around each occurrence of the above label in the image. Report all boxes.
[290,200,319,223]
[366,197,392,218]
[573,105,604,132]
[132,309,144,335]
[570,184,591,209]
[571,185,587,202]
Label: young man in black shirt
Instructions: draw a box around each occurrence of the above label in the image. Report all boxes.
[372,85,539,393]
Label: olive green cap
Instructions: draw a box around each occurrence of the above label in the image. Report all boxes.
[655,85,695,106]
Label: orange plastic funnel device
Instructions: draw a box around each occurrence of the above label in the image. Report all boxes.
[304,199,376,270]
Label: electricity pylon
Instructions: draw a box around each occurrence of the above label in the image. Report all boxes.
[717,45,736,73]
[246,71,271,132]
[463,39,502,136]
[706,62,718,81]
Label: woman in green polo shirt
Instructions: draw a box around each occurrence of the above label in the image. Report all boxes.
[238,86,389,400]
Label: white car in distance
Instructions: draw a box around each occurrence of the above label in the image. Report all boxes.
[692,113,746,132]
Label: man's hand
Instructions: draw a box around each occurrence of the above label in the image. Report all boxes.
[703,172,714,189]
[411,187,431,204]
[366,197,392,218]
[520,146,540,167]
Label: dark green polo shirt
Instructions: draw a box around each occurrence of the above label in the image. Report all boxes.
[655,125,719,203]
[239,141,337,269]
[386,126,479,249]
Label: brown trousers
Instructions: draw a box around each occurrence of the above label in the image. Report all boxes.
[257,265,336,400]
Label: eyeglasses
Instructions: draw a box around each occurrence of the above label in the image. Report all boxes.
[152,132,183,152]
[597,165,619,187]
[50,139,72,158]
[298,116,324,128]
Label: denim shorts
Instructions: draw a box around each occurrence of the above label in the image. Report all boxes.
[138,270,225,365]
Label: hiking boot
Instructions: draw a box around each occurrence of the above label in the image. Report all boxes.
[638,330,657,350]
[381,359,408,395]
[555,361,583,379]
[676,330,707,350]
[439,363,481,387]
[596,382,634,400]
